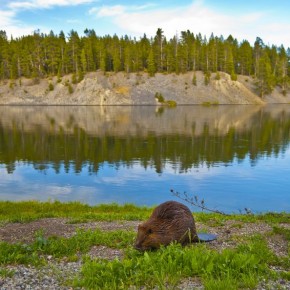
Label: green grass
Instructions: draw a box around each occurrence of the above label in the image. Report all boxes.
[0,201,288,289]
[75,236,276,290]
[0,201,152,223]
[0,267,14,278]
[195,211,290,225]
[272,226,290,241]
[0,201,288,225]
[0,229,135,266]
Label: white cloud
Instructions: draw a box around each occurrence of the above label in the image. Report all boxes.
[89,3,156,18]
[40,185,73,196]
[1,0,95,37]
[89,1,290,46]
[0,10,45,38]
[8,0,95,10]
[94,5,125,17]
[0,167,23,183]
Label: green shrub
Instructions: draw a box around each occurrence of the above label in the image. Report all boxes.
[68,84,73,94]
[231,72,237,81]
[48,82,54,91]
[71,73,77,84]
[155,92,165,103]
[166,100,177,107]
[215,72,221,80]
[204,72,211,85]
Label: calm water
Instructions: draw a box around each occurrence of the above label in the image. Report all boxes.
[0,105,289,213]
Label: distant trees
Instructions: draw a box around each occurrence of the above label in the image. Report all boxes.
[0,28,289,97]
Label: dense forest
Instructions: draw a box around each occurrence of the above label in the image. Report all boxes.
[0,28,290,97]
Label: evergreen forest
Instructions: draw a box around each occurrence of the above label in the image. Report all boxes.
[0,28,290,97]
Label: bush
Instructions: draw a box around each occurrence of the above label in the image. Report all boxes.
[231,72,237,81]
[68,84,73,94]
[215,72,221,80]
[165,100,177,107]
[48,82,54,91]
[192,73,197,86]
[155,92,165,103]
[204,72,211,85]
[71,73,77,84]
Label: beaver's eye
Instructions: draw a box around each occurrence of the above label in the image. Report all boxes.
[148,228,153,234]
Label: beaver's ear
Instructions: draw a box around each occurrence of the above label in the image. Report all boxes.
[148,228,153,234]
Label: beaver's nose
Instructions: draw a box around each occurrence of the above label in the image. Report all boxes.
[134,244,143,251]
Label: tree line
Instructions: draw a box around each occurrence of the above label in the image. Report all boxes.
[0,28,289,97]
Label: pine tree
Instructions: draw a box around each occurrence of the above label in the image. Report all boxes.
[147,48,156,76]
[81,49,87,73]
[154,28,164,71]
[256,53,275,98]
[238,40,253,75]
[276,45,289,94]
[192,72,197,85]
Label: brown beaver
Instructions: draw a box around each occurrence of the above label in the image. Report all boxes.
[135,200,198,251]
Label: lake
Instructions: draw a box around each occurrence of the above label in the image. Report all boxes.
[0,105,289,213]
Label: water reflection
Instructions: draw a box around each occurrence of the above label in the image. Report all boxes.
[1,105,290,173]
[0,105,289,212]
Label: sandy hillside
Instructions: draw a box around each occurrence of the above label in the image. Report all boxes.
[0,71,289,105]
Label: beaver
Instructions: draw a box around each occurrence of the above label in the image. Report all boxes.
[135,200,199,251]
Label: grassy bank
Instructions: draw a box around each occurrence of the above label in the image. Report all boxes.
[0,201,289,289]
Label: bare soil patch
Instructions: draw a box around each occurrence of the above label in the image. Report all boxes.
[0,218,289,289]
[0,218,288,258]
[0,218,139,244]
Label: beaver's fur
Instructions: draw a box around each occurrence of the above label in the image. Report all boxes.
[135,201,198,251]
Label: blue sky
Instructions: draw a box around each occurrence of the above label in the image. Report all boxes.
[1,0,290,47]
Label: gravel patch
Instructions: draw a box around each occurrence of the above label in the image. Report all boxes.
[0,218,289,289]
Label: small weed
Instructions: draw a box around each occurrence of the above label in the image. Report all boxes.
[48,82,54,91]
[202,101,219,106]
[68,84,73,94]
[272,226,290,241]
[231,72,238,81]
[215,72,221,80]
[230,223,243,229]
[155,92,165,103]
[71,73,77,84]
[0,267,15,278]
[192,73,197,86]
[281,271,290,281]
[0,229,135,266]
[9,82,15,89]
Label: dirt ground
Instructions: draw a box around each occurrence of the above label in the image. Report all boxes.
[0,218,289,289]
[1,71,289,105]
[0,218,288,259]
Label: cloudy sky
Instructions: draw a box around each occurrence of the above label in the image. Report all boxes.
[1,0,290,47]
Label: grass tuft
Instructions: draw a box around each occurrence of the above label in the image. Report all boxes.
[75,235,276,289]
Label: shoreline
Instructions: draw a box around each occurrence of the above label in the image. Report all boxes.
[0,201,289,289]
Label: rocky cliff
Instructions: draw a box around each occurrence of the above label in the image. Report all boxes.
[0,71,289,105]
